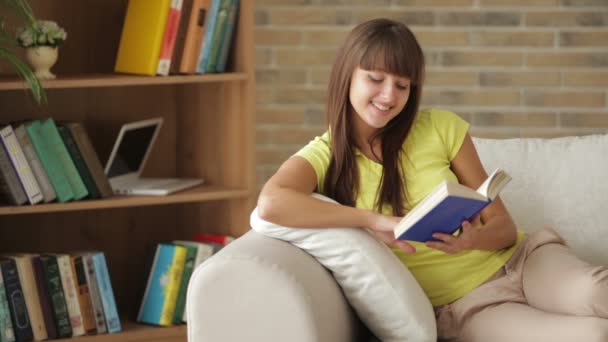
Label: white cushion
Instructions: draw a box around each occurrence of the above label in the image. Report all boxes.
[473,134,608,265]
[250,193,436,342]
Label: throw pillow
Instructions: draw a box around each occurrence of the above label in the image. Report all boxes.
[250,193,436,342]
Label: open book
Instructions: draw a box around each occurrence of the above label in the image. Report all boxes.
[394,168,511,242]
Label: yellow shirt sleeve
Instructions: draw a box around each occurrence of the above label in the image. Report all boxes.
[429,109,470,161]
[294,131,331,193]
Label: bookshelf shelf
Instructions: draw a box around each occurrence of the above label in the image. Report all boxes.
[0,0,255,341]
[54,322,186,342]
[0,72,248,90]
[0,186,250,215]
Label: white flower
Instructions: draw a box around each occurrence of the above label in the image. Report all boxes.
[16,19,67,48]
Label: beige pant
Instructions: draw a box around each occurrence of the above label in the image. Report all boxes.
[436,228,608,342]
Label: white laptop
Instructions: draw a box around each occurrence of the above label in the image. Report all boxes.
[104,118,203,196]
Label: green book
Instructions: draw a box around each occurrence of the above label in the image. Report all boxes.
[40,255,72,338]
[205,0,232,72]
[57,126,100,199]
[40,118,88,200]
[0,272,16,342]
[171,244,197,324]
[25,121,74,202]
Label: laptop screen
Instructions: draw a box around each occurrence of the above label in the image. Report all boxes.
[106,125,157,178]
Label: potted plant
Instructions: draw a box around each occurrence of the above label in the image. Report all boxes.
[0,0,45,103]
[17,19,66,80]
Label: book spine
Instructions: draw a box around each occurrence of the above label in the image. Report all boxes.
[179,0,209,73]
[169,0,193,74]
[204,0,232,73]
[196,0,221,73]
[40,118,88,200]
[159,246,186,326]
[91,253,121,333]
[215,0,238,72]
[137,244,165,325]
[40,255,72,338]
[26,121,74,202]
[181,242,214,322]
[66,123,113,198]
[0,259,33,342]
[13,125,56,203]
[70,256,96,334]
[0,142,27,205]
[0,271,16,342]
[11,256,47,341]
[171,245,196,324]
[57,126,100,199]
[0,125,43,204]
[82,255,106,334]
[157,0,184,76]
[55,255,85,336]
[193,233,233,245]
[31,257,57,339]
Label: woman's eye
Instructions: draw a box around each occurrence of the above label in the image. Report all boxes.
[368,75,383,83]
[397,84,409,90]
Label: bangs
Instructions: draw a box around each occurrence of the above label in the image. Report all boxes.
[359,30,424,85]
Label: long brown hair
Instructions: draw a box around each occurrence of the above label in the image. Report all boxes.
[323,18,425,216]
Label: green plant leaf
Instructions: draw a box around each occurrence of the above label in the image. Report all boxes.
[0,46,46,103]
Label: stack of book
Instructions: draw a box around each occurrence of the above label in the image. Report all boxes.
[0,251,120,341]
[137,234,232,326]
[0,119,112,206]
[114,0,240,76]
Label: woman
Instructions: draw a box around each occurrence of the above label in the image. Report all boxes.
[257,18,608,341]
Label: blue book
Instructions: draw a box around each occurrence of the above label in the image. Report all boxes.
[91,252,121,333]
[394,168,511,242]
[215,0,239,73]
[137,244,187,326]
[195,0,221,73]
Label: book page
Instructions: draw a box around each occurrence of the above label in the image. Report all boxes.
[476,168,512,200]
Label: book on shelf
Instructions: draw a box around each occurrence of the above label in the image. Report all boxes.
[215,0,239,73]
[169,243,196,324]
[70,255,97,335]
[157,0,184,76]
[62,122,113,198]
[193,233,233,246]
[137,243,186,326]
[0,270,16,342]
[394,168,511,243]
[171,240,214,322]
[52,254,85,337]
[25,120,74,203]
[0,125,43,205]
[57,125,101,199]
[5,254,48,341]
[0,139,27,205]
[170,0,210,74]
[39,255,73,338]
[196,0,221,73]
[32,256,58,339]
[203,0,232,73]
[90,252,121,334]
[13,125,57,203]
[39,118,88,200]
[79,253,107,334]
[115,0,172,76]
[0,258,33,342]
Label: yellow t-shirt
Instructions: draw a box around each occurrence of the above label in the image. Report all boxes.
[295,108,523,306]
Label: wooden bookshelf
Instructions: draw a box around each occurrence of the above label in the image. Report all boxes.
[0,0,255,341]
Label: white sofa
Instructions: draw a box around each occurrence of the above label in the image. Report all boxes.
[186,134,608,341]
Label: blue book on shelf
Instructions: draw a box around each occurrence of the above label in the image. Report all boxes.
[215,0,239,73]
[394,168,511,243]
[91,252,121,333]
[196,0,221,73]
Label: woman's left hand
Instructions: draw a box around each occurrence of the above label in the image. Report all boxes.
[425,215,482,254]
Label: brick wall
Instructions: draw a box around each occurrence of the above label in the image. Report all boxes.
[255,0,608,187]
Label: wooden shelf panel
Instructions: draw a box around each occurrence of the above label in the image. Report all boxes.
[0,72,248,90]
[0,185,250,215]
[55,322,186,342]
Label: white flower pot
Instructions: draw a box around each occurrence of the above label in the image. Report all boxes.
[25,46,58,80]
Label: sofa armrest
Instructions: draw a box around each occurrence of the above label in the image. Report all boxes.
[186,230,372,342]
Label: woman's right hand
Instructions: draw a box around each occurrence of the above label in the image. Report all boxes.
[364,210,416,254]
